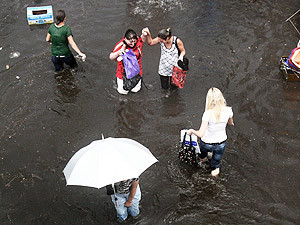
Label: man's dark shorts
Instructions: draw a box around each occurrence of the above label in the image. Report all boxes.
[51,55,77,71]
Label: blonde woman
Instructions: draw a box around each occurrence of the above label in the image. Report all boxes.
[187,87,234,176]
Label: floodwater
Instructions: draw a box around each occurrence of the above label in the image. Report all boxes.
[1,0,300,224]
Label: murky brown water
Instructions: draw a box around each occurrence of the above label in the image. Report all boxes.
[1,0,300,224]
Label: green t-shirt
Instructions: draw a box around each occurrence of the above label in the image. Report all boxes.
[48,24,72,56]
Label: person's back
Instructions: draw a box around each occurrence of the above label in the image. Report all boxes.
[48,24,72,56]
[202,107,233,144]
[46,9,86,71]
[187,87,234,176]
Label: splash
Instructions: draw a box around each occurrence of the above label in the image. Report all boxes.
[131,0,185,20]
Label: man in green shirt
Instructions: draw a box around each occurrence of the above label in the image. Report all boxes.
[46,10,86,71]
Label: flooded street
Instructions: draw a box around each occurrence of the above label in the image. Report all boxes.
[1,0,300,224]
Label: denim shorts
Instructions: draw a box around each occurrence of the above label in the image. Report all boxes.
[199,140,226,170]
[111,185,141,221]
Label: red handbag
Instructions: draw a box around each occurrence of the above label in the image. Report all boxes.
[172,66,187,88]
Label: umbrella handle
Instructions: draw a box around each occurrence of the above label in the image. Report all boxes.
[112,183,118,207]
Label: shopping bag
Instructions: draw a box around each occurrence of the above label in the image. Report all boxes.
[123,73,141,91]
[178,131,200,166]
[172,66,186,88]
[180,129,200,153]
[122,49,140,79]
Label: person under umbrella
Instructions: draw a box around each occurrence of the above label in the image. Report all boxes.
[63,137,158,222]
[110,178,141,222]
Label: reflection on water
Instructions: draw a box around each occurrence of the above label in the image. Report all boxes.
[160,89,185,118]
[115,100,146,137]
[54,69,80,103]
[282,82,300,105]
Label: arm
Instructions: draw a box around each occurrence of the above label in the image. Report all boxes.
[109,43,125,60]
[187,120,208,138]
[67,35,86,61]
[227,117,234,126]
[46,33,51,43]
[124,179,139,207]
[177,38,186,61]
[148,36,160,46]
[142,27,160,46]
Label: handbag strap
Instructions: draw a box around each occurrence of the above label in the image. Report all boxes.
[188,134,193,150]
[182,132,193,148]
[174,37,180,56]
[181,132,187,148]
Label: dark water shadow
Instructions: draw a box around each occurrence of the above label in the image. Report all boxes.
[115,99,146,138]
[160,88,186,118]
[282,81,300,105]
[54,69,80,103]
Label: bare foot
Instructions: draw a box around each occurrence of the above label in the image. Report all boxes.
[211,168,220,176]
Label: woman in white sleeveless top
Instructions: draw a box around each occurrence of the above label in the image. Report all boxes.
[188,87,234,176]
[142,27,186,89]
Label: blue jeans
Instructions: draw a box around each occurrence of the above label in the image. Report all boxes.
[199,140,226,170]
[51,55,77,71]
[111,185,141,221]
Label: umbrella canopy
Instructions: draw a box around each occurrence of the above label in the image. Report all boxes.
[63,137,158,189]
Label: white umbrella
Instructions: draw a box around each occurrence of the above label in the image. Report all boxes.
[63,137,158,189]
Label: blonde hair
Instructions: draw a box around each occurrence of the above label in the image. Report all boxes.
[205,87,227,122]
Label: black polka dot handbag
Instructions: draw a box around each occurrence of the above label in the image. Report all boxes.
[178,132,200,166]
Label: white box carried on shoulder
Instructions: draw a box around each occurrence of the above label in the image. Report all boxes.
[180,129,200,153]
[27,6,53,25]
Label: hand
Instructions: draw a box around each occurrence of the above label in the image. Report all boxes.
[124,200,132,207]
[118,44,126,56]
[80,53,86,62]
[142,27,149,35]
[187,129,193,135]
[179,55,183,61]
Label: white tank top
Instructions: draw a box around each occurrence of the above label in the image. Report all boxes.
[158,36,179,76]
